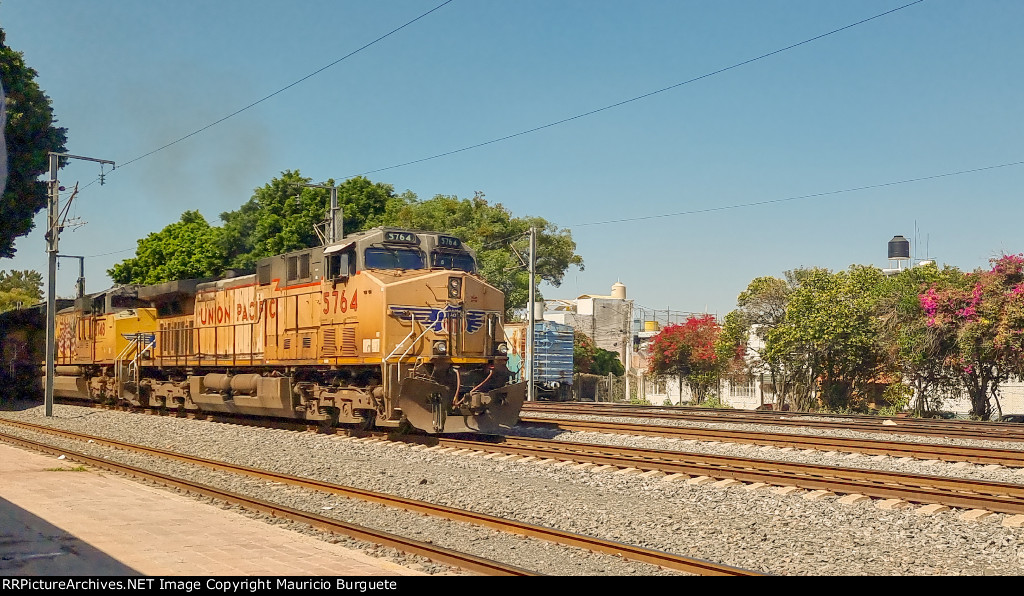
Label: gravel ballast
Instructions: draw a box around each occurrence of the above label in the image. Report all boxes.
[2,402,1024,576]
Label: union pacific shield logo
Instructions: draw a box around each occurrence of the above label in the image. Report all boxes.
[465,310,486,334]
[389,306,493,334]
[389,305,462,332]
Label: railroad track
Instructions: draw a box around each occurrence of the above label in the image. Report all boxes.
[0,418,761,577]
[522,402,1024,443]
[22,404,1024,516]
[518,416,1024,467]
[67,400,1024,467]
[424,434,1024,518]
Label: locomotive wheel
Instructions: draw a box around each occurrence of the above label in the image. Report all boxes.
[317,407,340,433]
[392,417,415,436]
[356,409,376,431]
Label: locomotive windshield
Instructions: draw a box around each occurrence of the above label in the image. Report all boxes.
[431,251,476,273]
[364,247,425,270]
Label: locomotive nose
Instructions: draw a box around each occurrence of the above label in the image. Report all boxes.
[398,377,526,434]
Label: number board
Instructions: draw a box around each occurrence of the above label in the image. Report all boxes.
[437,235,462,249]
[383,231,420,245]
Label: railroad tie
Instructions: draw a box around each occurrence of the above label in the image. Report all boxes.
[960,509,993,522]
[915,504,950,516]
[875,499,912,511]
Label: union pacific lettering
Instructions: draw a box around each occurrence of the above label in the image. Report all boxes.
[196,302,230,326]
[197,300,268,326]
[235,300,258,322]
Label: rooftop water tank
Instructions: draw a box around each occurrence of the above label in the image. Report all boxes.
[888,235,910,259]
[611,282,626,300]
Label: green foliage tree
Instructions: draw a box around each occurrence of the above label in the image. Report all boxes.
[874,262,963,415]
[720,273,808,409]
[0,28,69,258]
[219,170,335,269]
[765,265,886,412]
[108,211,226,285]
[592,348,625,377]
[0,269,42,312]
[574,330,624,376]
[383,191,583,314]
[109,174,583,317]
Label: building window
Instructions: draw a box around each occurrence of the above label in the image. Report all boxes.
[730,376,754,398]
[653,378,667,395]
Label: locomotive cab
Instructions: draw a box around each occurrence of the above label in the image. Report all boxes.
[251,227,524,434]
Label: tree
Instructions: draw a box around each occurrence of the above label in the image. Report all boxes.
[765,266,887,412]
[573,329,595,374]
[720,273,807,409]
[592,347,625,376]
[920,254,1024,419]
[109,176,584,314]
[219,170,338,270]
[0,269,42,312]
[573,330,623,376]
[218,172,411,269]
[108,211,226,285]
[874,263,962,415]
[647,314,724,403]
[383,191,583,314]
[0,29,68,258]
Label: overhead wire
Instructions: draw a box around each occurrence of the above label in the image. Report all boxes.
[569,159,1024,228]
[346,0,926,178]
[74,0,455,195]
[66,0,456,255]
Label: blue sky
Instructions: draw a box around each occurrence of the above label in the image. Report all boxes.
[2,0,1022,319]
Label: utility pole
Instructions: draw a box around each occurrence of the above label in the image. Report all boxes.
[526,227,536,402]
[299,183,341,243]
[45,152,114,417]
[57,255,86,298]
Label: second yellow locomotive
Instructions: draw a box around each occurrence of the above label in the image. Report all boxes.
[50,227,525,434]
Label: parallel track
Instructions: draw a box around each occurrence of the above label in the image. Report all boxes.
[517,416,1024,467]
[522,402,1024,442]
[426,435,1024,516]
[0,419,761,577]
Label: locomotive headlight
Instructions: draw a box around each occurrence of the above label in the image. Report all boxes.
[495,342,508,355]
[433,340,448,355]
[447,276,462,298]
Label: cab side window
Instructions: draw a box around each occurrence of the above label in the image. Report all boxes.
[327,248,356,279]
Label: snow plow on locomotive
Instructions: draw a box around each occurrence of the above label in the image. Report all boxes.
[11,227,526,434]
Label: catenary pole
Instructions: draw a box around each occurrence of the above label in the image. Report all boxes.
[44,152,114,417]
[526,227,536,401]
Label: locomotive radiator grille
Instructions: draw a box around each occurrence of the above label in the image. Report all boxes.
[321,328,337,357]
[340,327,357,357]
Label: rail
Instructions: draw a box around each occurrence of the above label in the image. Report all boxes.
[0,419,763,576]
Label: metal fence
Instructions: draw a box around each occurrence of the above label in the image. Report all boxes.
[572,373,626,402]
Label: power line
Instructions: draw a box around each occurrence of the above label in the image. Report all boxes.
[570,159,1024,228]
[77,0,454,192]
[82,158,1024,264]
[84,246,136,259]
[347,0,925,178]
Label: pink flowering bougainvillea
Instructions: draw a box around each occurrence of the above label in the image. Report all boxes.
[918,253,1024,418]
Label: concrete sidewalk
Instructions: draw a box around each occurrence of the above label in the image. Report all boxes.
[0,442,427,576]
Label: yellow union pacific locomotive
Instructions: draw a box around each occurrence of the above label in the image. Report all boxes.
[42,227,525,434]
